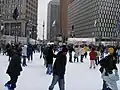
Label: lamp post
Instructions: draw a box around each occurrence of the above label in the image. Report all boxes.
[43,21,45,45]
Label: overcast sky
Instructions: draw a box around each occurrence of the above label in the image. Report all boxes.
[37,0,50,40]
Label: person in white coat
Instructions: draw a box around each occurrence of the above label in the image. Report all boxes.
[101,66,119,90]
[22,45,27,67]
[74,45,80,62]
[79,45,85,63]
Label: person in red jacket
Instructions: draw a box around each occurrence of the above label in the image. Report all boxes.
[89,48,96,69]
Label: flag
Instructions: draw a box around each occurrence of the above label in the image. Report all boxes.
[52,20,56,27]
[13,7,19,20]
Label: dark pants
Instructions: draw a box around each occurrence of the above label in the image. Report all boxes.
[46,64,53,75]
[102,80,112,90]
[74,56,79,62]
[23,56,27,66]
[84,52,87,58]
[69,52,72,62]
[28,54,33,61]
[117,56,120,64]
[40,51,43,58]
[6,75,18,89]
[81,55,84,62]
[95,57,99,65]
[49,75,65,90]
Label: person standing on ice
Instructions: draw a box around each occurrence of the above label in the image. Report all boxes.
[83,45,89,58]
[27,44,34,62]
[68,44,74,63]
[74,45,79,62]
[5,43,22,90]
[79,45,85,63]
[89,48,96,69]
[46,45,56,75]
[49,45,68,90]
[22,45,27,67]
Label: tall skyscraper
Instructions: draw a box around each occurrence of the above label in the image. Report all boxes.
[47,0,60,41]
[60,0,68,40]
[0,0,38,40]
[68,0,120,43]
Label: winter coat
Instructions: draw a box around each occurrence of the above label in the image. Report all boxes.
[74,47,80,57]
[22,45,27,56]
[6,54,22,76]
[27,45,33,56]
[84,46,89,52]
[53,51,67,78]
[80,48,85,55]
[89,50,96,60]
[101,69,119,90]
[46,48,56,64]
[108,47,114,54]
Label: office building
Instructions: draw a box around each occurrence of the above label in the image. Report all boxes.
[0,0,38,40]
[68,0,120,43]
[47,0,60,41]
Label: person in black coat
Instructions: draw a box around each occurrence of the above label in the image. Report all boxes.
[46,45,56,75]
[5,44,22,90]
[49,45,68,90]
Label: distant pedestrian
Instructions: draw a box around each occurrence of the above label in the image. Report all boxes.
[80,45,85,63]
[89,48,96,69]
[49,45,68,90]
[27,44,34,62]
[22,45,27,67]
[74,45,79,62]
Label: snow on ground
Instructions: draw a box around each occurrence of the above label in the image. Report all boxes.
[0,52,120,90]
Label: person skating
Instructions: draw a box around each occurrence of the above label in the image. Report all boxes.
[27,44,34,62]
[5,44,22,90]
[116,47,120,64]
[22,45,27,67]
[84,45,89,58]
[49,45,68,90]
[80,45,85,63]
[74,45,79,62]
[89,48,96,69]
[68,45,74,63]
[46,45,56,75]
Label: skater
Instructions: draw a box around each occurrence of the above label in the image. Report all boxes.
[116,47,120,64]
[74,45,79,62]
[95,49,100,65]
[68,44,74,63]
[49,45,68,90]
[46,45,56,75]
[5,44,22,90]
[27,44,34,62]
[22,45,27,67]
[84,45,89,58]
[80,45,85,63]
[89,48,96,69]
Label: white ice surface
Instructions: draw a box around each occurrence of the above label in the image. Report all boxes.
[0,52,120,90]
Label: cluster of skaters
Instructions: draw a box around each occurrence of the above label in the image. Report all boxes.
[0,43,36,90]
[1,42,120,90]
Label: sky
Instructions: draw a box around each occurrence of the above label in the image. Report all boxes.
[37,0,51,40]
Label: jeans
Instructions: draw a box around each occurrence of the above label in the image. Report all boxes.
[46,64,52,75]
[69,52,72,62]
[84,52,87,58]
[95,57,99,65]
[49,75,65,90]
[28,54,33,61]
[81,55,84,62]
[74,56,79,62]
[6,75,18,89]
[22,56,27,66]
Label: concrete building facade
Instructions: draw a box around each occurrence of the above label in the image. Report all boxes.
[68,0,120,44]
[0,0,38,40]
[47,0,60,41]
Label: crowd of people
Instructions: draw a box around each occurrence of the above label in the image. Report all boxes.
[0,42,120,90]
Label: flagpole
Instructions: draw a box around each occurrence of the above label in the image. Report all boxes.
[43,21,45,45]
